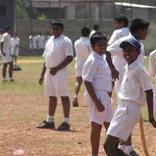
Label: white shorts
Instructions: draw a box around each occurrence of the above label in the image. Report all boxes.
[75,65,82,77]
[84,90,113,125]
[11,48,19,56]
[106,101,141,141]
[44,68,69,97]
[2,49,12,63]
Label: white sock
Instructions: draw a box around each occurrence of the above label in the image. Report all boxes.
[125,145,133,154]
[2,77,6,81]
[63,118,70,124]
[46,116,54,123]
[118,145,126,152]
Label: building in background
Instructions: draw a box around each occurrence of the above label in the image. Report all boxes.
[0,0,15,30]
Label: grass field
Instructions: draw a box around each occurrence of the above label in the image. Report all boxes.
[0,56,156,156]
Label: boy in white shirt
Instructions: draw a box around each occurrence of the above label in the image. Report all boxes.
[104,38,156,156]
[72,26,92,107]
[37,21,73,131]
[149,50,156,114]
[1,26,14,82]
[11,32,20,66]
[82,32,113,156]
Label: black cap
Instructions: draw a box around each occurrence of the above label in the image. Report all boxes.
[120,38,141,50]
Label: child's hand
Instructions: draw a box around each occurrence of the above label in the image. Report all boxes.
[96,100,105,112]
[50,67,58,75]
[39,77,44,85]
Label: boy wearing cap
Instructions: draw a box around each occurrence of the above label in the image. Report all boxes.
[104,38,156,156]
[106,18,150,155]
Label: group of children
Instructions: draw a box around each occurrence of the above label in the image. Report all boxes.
[0,26,20,82]
[37,18,156,156]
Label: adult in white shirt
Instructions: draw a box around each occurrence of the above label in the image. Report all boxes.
[106,18,150,155]
[89,24,100,38]
[149,49,156,114]
[72,26,92,107]
[11,32,20,66]
[1,26,14,82]
[37,21,73,131]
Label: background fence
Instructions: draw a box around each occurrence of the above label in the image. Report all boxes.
[16,0,156,56]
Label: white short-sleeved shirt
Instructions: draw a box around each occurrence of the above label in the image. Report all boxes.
[74,37,92,68]
[89,30,96,38]
[118,60,153,105]
[37,35,45,49]
[149,50,156,77]
[43,34,73,70]
[11,37,20,54]
[82,52,112,92]
[108,27,130,46]
[1,32,11,50]
[107,34,144,65]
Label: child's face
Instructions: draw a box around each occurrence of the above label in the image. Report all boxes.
[122,43,140,65]
[92,39,107,56]
[114,20,123,29]
[51,25,63,38]
[137,28,148,40]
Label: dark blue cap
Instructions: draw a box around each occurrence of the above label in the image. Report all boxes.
[120,38,141,50]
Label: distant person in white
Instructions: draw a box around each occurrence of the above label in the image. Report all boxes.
[89,24,99,38]
[149,49,156,114]
[1,26,14,82]
[11,32,20,66]
[72,26,92,107]
[37,32,45,49]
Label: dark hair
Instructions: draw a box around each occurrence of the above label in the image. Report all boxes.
[93,24,99,31]
[130,18,150,34]
[114,14,128,27]
[5,26,12,32]
[81,26,90,37]
[90,32,107,46]
[51,20,64,29]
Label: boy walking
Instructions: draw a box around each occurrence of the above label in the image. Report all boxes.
[82,32,113,156]
[72,26,92,107]
[104,38,156,156]
[37,21,73,131]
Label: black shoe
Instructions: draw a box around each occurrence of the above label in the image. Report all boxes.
[72,97,79,107]
[57,122,70,131]
[9,79,14,82]
[37,120,55,129]
[129,150,140,156]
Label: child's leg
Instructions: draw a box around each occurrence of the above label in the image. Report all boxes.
[104,135,129,156]
[2,63,7,80]
[104,122,110,132]
[49,96,57,116]
[8,62,13,78]
[61,96,70,118]
[73,76,83,107]
[91,122,102,156]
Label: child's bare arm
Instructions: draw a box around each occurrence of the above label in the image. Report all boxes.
[50,56,73,75]
[145,89,156,128]
[84,80,104,112]
[39,62,46,85]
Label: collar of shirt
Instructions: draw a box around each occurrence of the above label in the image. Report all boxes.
[93,51,104,60]
[125,60,139,71]
[52,34,64,40]
[80,37,89,40]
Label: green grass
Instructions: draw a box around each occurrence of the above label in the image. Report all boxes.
[0,56,155,120]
